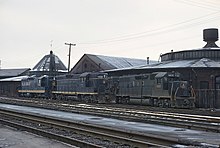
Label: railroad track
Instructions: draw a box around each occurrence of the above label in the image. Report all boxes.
[0,107,189,148]
[1,97,220,132]
[69,104,220,132]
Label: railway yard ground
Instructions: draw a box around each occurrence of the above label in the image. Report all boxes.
[0,123,74,148]
[0,96,220,147]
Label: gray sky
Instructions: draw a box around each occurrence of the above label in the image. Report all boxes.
[1,0,220,69]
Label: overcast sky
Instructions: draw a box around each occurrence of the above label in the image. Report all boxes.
[1,0,220,69]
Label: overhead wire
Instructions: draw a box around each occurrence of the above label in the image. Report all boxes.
[174,0,220,11]
[77,14,220,54]
[50,0,220,56]
[77,0,220,46]
[78,11,220,46]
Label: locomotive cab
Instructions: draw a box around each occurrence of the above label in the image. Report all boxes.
[18,75,51,98]
[152,72,195,108]
[170,81,195,108]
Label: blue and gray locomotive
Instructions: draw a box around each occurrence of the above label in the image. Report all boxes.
[18,71,195,108]
[52,72,115,103]
[18,72,115,103]
[114,72,195,108]
[18,75,53,98]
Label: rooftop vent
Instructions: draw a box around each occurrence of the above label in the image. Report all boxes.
[203,28,219,48]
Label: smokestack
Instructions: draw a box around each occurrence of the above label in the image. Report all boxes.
[203,28,219,48]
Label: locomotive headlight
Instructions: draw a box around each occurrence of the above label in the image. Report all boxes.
[103,80,106,84]
[180,83,186,89]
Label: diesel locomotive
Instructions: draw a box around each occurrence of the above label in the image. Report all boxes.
[114,72,195,108]
[18,71,195,108]
[18,72,115,103]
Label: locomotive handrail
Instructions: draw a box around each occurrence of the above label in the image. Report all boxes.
[190,86,196,98]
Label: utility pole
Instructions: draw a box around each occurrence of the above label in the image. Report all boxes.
[65,43,76,72]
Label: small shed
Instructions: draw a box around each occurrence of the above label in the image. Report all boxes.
[0,68,30,97]
[0,76,28,97]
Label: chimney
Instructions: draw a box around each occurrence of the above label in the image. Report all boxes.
[147,57,149,65]
[203,28,219,48]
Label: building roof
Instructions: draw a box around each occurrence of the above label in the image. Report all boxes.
[0,68,30,78]
[139,58,220,69]
[90,54,153,69]
[0,75,29,82]
[32,51,67,72]
[70,54,157,74]
[106,58,220,74]
[78,54,154,68]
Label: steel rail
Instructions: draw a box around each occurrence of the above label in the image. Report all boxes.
[1,97,220,132]
[57,103,220,132]
[0,118,101,148]
[0,108,183,148]
[75,111,220,132]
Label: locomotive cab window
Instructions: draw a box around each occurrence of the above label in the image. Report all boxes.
[38,79,41,87]
[41,77,46,87]
[163,77,168,90]
[155,72,167,89]
[156,78,162,85]
[80,77,85,82]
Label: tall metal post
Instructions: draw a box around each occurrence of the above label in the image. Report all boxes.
[65,43,76,72]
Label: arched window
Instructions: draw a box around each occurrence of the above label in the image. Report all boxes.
[84,63,87,69]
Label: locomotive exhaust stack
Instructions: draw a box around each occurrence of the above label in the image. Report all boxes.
[203,28,219,48]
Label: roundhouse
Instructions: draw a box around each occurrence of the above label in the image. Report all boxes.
[107,28,220,108]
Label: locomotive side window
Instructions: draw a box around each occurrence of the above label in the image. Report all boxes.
[38,79,41,87]
[142,81,144,86]
[156,78,162,85]
[85,77,90,87]
[41,78,46,87]
[163,77,168,90]
[80,77,85,82]
[132,81,135,87]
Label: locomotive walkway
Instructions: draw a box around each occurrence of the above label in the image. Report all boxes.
[0,103,219,147]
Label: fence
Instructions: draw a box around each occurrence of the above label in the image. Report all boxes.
[195,89,220,108]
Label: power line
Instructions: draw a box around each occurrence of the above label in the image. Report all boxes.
[175,0,220,11]
[78,11,220,45]
[78,15,220,52]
